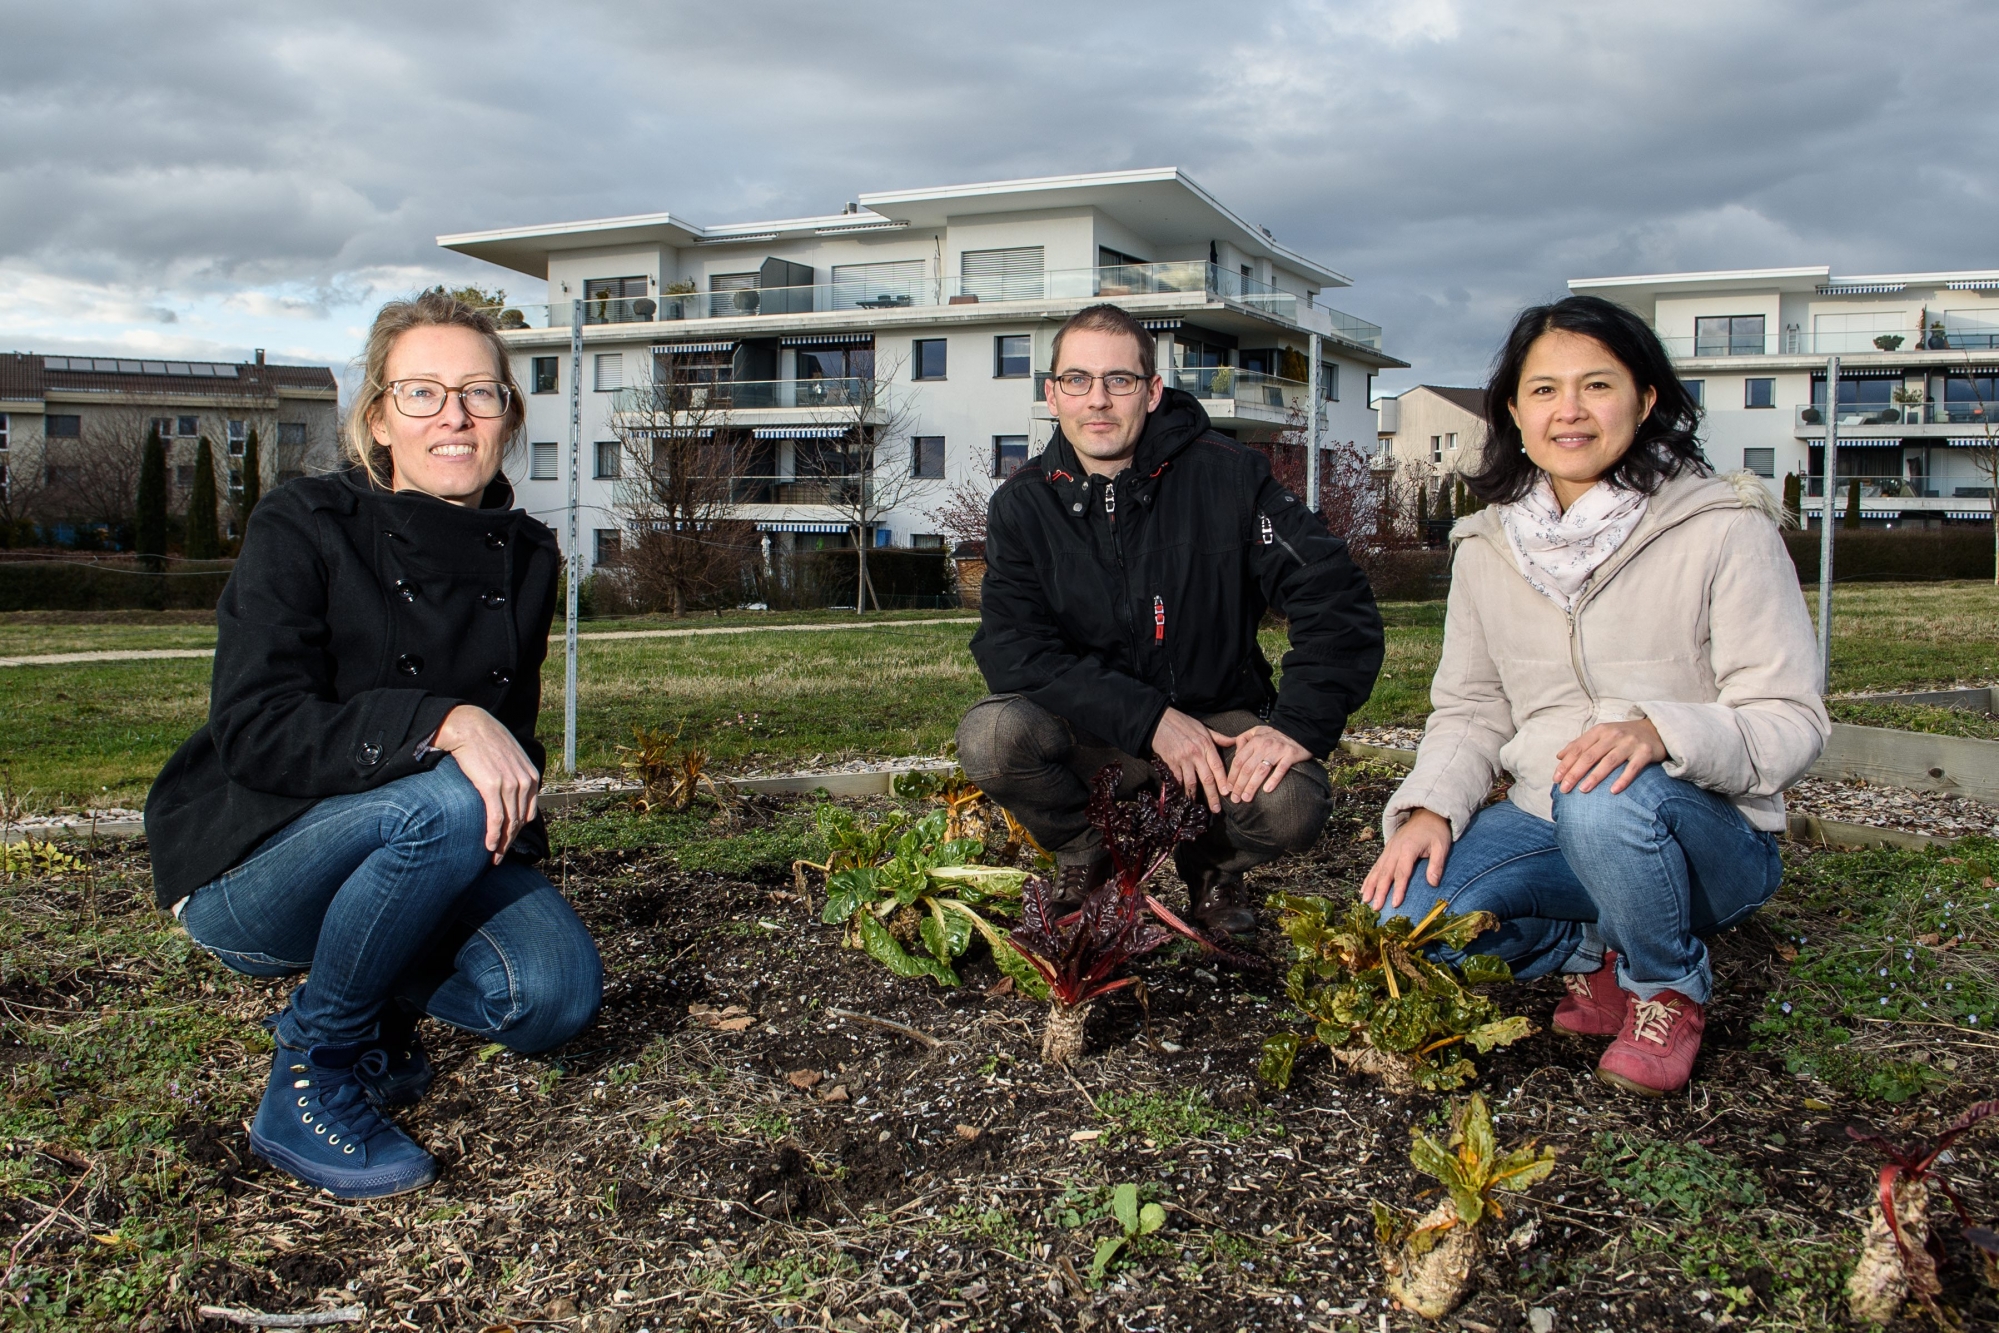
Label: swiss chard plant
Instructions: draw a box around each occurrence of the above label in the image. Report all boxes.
[1258,895,1534,1094]
[1009,761,1263,1064]
[1373,1091,1557,1319]
[1844,1098,1999,1325]
[811,806,1048,993]
[893,763,1047,866]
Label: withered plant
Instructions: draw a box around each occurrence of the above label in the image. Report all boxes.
[1845,1099,1999,1325]
[1373,1091,1556,1319]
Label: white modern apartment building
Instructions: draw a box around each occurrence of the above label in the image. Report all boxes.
[439,169,1403,569]
[1569,266,1999,527]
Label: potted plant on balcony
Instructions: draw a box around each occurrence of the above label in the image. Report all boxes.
[1874,334,1905,351]
[1926,321,1950,350]
[1892,384,1926,424]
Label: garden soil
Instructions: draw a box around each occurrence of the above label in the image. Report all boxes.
[4,773,1996,1332]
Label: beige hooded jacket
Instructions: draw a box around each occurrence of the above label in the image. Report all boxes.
[1383,468,1830,839]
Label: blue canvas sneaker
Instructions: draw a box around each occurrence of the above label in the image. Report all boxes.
[249,1042,437,1199]
[356,1006,434,1109]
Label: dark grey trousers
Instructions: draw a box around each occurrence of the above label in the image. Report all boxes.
[954,693,1332,878]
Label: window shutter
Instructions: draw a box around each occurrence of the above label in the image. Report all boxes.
[709,271,760,317]
[530,442,558,480]
[594,353,624,391]
[960,247,1044,302]
[831,260,927,309]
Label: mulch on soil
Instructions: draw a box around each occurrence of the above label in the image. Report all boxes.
[3,773,1996,1333]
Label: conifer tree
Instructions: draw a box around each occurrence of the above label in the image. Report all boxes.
[135,423,169,572]
[1782,472,1802,526]
[239,425,263,522]
[185,436,221,559]
[1434,476,1455,525]
[1844,476,1862,530]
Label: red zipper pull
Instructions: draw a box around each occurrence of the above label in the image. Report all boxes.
[1154,594,1165,642]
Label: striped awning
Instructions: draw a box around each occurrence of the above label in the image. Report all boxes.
[753,426,850,439]
[780,333,875,348]
[758,520,850,533]
[1947,510,1993,519]
[1813,437,1902,447]
[651,341,736,354]
[1139,318,1181,331]
[1947,437,1999,447]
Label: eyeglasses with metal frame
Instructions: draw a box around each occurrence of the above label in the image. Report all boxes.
[1050,371,1147,397]
[386,379,512,419]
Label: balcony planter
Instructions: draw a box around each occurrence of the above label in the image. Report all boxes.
[948,294,980,305]
[952,541,986,610]
[1873,335,1905,351]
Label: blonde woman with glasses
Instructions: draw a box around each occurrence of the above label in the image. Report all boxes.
[146,290,601,1198]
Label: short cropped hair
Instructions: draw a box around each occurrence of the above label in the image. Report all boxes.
[1050,303,1156,380]
[1465,294,1708,504]
[341,289,526,490]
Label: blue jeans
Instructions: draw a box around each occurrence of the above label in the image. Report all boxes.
[180,758,602,1052]
[1380,767,1783,1004]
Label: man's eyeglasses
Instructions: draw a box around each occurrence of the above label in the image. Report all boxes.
[386,379,512,419]
[1051,371,1147,397]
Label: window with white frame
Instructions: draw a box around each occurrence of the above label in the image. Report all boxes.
[530,442,559,481]
[594,353,624,392]
[992,435,1028,478]
[1743,448,1776,478]
[1320,360,1339,401]
[593,440,620,479]
[1430,435,1443,463]
[177,415,198,437]
[1684,379,1705,408]
[227,419,247,455]
[912,436,945,479]
[1446,432,1458,451]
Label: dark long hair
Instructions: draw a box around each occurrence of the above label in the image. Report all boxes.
[1464,294,1708,504]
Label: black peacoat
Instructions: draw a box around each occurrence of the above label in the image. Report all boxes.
[145,467,561,908]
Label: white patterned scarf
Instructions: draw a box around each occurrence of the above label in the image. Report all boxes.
[1497,476,1649,612]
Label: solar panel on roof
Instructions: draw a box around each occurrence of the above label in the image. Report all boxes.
[118,360,141,373]
[93,359,119,372]
[167,363,191,375]
[190,364,214,376]
[213,365,237,378]
[142,362,166,374]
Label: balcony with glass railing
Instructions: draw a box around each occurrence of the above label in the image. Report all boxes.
[1795,401,1999,431]
[478,263,1384,348]
[612,378,873,416]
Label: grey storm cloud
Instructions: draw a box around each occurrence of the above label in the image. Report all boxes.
[4,0,1999,386]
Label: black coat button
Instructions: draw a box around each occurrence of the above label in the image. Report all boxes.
[484,531,508,549]
[396,654,423,677]
[357,742,383,766]
[393,578,420,602]
[489,669,513,687]
[481,590,508,609]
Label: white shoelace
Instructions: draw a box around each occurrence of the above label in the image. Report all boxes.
[1629,998,1681,1045]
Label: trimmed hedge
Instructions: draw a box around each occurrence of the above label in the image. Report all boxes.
[1784,528,1995,583]
[777,548,953,610]
[0,557,235,612]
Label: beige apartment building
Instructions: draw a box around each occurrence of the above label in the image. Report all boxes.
[0,350,339,538]
[1373,384,1486,480]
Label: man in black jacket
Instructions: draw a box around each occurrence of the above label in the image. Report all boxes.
[959,304,1383,933]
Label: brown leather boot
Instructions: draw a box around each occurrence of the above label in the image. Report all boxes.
[1047,857,1112,918]
[1185,868,1256,936]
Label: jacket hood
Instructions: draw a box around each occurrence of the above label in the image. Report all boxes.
[1449,466,1782,549]
[1043,387,1213,485]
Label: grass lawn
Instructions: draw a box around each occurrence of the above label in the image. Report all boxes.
[2,580,1994,814]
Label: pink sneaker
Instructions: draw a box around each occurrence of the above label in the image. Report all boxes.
[1551,950,1623,1038]
[1596,989,1705,1097]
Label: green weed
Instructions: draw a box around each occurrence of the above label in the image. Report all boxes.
[1096,1086,1265,1146]
[1585,1133,1763,1220]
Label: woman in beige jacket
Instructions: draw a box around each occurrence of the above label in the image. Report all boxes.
[1362,295,1828,1097]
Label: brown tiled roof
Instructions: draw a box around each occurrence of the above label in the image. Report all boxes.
[1415,385,1487,417]
[0,353,46,401]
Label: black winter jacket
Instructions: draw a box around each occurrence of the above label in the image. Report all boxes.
[970,388,1384,761]
[145,468,561,908]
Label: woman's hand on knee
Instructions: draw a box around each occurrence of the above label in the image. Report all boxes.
[1361,808,1452,912]
[433,705,540,862]
[1554,719,1667,795]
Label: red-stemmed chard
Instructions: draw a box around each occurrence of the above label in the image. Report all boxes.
[1010,760,1265,1064]
[1844,1099,1999,1323]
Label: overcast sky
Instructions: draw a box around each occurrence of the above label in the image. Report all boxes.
[4,0,1996,396]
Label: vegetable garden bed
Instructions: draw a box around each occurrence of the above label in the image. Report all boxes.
[4,772,1997,1331]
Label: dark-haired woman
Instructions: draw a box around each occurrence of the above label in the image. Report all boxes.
[146,292,601,1198]
[1362,294,1826,1097]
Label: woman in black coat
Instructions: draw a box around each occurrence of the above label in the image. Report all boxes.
[146,291,601,1199]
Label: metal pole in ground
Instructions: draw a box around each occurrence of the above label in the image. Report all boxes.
[1306,332,1322,510]
[1817,354,1840,695]
[564,297,583,774]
